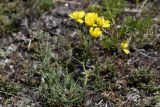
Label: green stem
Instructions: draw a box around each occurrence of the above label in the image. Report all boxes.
[82,62,88,86]
[63,48,90,86]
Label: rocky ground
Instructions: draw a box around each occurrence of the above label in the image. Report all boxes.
[0,0,160,107]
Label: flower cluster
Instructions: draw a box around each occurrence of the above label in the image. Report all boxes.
[69,11,110,38]
[69,11,130,54]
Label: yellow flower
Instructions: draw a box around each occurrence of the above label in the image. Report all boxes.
[89,27,102,38]
[96,17,110,28]
[121,40,130,54]
[69,11,85,23]
[85,12,98,26]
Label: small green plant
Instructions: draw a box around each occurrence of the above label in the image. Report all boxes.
[127,67,157,91]
[69,10,114,85]
[0,74,21,96]
[119,16,152,35]
[36,31,84,106]
[39,64,84,106]
[91,61,117,91]
[68,10,132,85]
[100,14,153,54]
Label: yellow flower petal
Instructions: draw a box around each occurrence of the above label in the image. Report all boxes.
[89,27,102,38]
[69,11,78,19]
[69,11,85,23]
[121,41,129,49]
[77,19,84,23]
[102,20,110,28]
[123,49,130,54]
[85,12,98,26]
[121,40,130,54]
[96,17,110,28]
[69,13,75,19]
[78,11,85,18]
